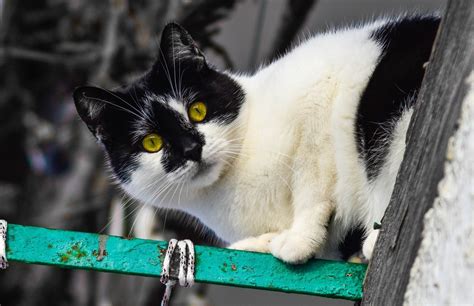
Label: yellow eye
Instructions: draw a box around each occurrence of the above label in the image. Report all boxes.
[142,133,163,153]
[188,101,207,122]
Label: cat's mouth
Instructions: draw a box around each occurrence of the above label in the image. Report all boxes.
[192,161,215,179]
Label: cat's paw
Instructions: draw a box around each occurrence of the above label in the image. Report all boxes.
[362,229,379,260]
[270,230,320,264]
[228,233,277,253]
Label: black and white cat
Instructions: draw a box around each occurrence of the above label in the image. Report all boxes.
[73,15,439,263]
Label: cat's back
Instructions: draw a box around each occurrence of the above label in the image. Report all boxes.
[249,15,440,124]
[253,19,384,94]
[238,14,440,192]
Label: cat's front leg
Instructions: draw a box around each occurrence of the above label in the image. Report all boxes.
[228,232,278,253]
[270,197,334,264]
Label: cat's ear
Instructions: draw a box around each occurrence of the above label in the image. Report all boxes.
[158,22,207,71]
[73,86,116,138]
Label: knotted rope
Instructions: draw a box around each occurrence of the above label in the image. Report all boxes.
[0,219,8,269]
[160,239,195,306]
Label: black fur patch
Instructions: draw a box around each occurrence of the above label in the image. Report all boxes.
[73,23,245,183]
[338,225,365,260]
[356,16,439,180]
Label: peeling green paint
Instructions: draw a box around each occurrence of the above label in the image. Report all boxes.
[5,224,367,300]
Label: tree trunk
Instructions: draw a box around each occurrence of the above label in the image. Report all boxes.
[362,0,474,304]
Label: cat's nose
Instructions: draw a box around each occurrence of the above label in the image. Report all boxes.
[182,138,202,161]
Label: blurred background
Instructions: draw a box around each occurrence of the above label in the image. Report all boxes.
[0,0,446,305]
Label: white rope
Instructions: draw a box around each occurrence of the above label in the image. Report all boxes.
[0,219,8,270]
[160,239,195,306]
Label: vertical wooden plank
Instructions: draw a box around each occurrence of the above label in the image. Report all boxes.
[362,1,474,304]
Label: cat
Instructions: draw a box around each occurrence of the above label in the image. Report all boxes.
[73,14,440,263]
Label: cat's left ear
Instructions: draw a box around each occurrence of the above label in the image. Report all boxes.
[73,86,119,139]
[158,22,207,71]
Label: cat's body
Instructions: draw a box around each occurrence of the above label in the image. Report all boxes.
[74,15,440,263]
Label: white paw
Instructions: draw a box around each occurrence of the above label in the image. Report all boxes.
[270,230,321,264]
[228,233,277,253]
[362,229,379,260]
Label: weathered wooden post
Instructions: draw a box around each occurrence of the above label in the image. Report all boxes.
[362,0,474,304]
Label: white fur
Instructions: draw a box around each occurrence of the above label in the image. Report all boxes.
[168,98,188,118]
[123,19,412,262]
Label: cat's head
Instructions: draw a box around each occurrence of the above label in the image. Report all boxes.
[73,23,245,205]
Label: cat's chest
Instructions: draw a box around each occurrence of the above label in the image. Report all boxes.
[217,111,332,240]
[198,157,294,241]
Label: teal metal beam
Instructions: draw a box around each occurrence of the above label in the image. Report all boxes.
[6,224,366,300]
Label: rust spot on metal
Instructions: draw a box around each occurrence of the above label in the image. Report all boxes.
[158,246,167,262]
[75,250,86,259]
[70,243,86,259]
[220,263,228,272]
[95,235,108,261]
[58,243,87,262]
[231,264,237,271]
[47,244,53,249]
[59,254,70,263]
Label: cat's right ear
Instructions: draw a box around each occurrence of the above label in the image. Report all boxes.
[73,86,114,138]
